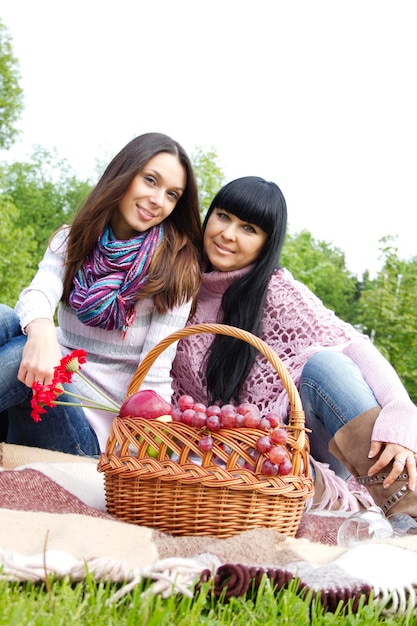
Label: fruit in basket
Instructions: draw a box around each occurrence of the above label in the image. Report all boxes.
[255,435,273,454]
[269,445,286,464]
[243,411,262,429]
[146,441,160,458]
[237,402,260,417]
[264,412,281,428]
[206,414,221,431]
[278,457,293,475]
[142,416,172,458]
[178,394,194,410]
[261,459,279,475]
[119,390,172,420]
[156,415,172,423]
[172,394,293,476]
[198,435,214,452]
[271,427,288,445]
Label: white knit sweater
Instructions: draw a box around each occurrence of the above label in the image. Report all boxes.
[15,228,192,450]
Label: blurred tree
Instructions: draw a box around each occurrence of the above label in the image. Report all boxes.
[0,194,36,305]
[0,19,24,149]
[281,230,360,321]
[358,236,417,402]
[0,146,92,263]
[191,145,225,218]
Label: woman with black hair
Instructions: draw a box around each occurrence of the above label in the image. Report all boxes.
[170,176,417,516]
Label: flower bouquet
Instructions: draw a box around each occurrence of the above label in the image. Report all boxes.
[30,349,172,423]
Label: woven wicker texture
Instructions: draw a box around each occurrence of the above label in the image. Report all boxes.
[98,323,314,537]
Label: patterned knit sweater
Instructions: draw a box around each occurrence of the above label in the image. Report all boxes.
[15,228,192,450]
[171,267,417,453]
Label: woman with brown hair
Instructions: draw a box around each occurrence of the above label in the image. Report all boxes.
[0,132,202,455]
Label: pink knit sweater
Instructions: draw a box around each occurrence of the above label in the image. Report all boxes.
[171,267,417,453]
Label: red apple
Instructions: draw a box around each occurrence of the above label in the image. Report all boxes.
[119,390,172,420]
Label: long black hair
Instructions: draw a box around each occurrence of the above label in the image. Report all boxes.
[203,176,287,404]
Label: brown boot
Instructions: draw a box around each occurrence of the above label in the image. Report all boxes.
[329,407,414,517]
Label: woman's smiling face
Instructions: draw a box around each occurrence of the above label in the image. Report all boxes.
[204,209,268,272]
[110,152,186,239]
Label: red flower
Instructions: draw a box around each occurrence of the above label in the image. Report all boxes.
[60,350,87,373]
[30,350,88,422]
[30,381,64,422]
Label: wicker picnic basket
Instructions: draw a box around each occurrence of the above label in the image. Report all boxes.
[97,323,314,538]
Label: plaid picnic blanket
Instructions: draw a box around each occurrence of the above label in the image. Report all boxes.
[1,443,417,615]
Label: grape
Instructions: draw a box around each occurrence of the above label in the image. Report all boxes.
[221,412,237,428]
[243,411,262,429]
[261,459,278,475]
[220,404,236,418]
[255,435,273,454]
[237,402,260,417]
[206,415,221,431]
[269,445,286,464]
[278,457,293,475]
[271,428,288,445]
[235,413,246,428]
[265,412,281,428]
[170,397,293,478]
[181,408,196,425]
[198,435,213,452]
[192,411,207,428]
[172,407,183,422]
[206,405,221,417]
[178,394,194,411]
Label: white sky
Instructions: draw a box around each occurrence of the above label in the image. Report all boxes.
[1,0,416,277]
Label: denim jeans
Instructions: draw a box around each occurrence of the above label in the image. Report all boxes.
[0,304,100,456]
[299,350,379,478]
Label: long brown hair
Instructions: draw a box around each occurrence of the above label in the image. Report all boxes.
[61,133,202,312]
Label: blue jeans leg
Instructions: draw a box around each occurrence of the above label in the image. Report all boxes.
[0,304,100,456]
[0,305,30,409]
[299,350,379,479]
[7,382,101,457]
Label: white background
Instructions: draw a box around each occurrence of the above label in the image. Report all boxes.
[2,0,416,277]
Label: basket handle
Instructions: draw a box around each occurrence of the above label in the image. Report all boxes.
[127,323,306,432]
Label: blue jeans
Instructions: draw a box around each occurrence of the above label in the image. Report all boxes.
[300,350,379,479]
[0,304,100,456]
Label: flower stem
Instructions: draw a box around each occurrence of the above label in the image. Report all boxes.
[73,370,121,410]
[58,389,120,413]
[52,400,119,414]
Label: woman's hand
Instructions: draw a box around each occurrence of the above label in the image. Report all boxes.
[17,319,62,388]
[368,440,417,491]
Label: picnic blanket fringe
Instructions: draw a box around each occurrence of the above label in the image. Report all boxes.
[197,562,417,616]
[2,546,417,616]
[0,548,217,601]
[197,562,372,613]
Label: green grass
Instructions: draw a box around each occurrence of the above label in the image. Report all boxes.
[1,574,417,626]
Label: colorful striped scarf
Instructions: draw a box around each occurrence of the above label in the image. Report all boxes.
[69,224,164,332]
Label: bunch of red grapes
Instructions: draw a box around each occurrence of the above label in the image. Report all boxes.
[172,394,292,476]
